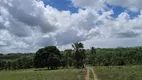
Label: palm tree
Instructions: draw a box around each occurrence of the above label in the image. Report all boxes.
[72,42,85,68]
[72,42,84,51]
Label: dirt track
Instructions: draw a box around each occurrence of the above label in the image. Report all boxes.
[85,67,98,80]
[85,67,90,80]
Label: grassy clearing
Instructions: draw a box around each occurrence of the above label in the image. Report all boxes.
[0,68,86,80]
[94,65,142,80]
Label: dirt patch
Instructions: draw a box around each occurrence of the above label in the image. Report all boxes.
[85,67,90,80]
[90,68,98,80]
[85,67,98,80]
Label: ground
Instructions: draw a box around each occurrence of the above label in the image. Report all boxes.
[0,68,86,80]
[94,65,142,80]
[0,66,142,80]
[85,67,98,80]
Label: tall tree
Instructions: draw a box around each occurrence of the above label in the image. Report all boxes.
[72,42,84,51]
[72,42,86,68]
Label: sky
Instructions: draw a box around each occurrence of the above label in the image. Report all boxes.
[0,0,142,53]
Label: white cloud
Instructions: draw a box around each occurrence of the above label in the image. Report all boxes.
[71,0,142,12]
[0,0,58,33]
[83,37,142,48]
[71,0,105,10]
[107,0,142,12]
[0,0,142,53]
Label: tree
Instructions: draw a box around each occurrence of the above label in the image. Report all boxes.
[62,49,74,68]
[91,47,96,54]
[72,42,84,51]
[34,46,61,70]
[72,42,86,68]
[0,60,5,70]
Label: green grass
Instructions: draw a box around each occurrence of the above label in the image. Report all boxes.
[0,68,86,80]
[94,65,142,80]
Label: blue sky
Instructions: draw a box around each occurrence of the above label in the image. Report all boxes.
[42,0,79,13]
[108,5,140,18]
[42,0,140,18]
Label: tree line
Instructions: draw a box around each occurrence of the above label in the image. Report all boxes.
[88,47,142,66]
[0,43,142,70]
[0,56,33,70]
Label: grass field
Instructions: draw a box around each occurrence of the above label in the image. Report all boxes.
[0,68,86,80]
[1,66,142,80]
[94,65,142,80]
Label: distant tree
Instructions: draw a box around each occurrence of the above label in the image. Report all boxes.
[34,46,61,70]
[72,42,86,68]
[0,60,5,70]
[11,60,17,70]
[17,56,34,69]
[72,42,84,51]
[63,49,74,68]
[91,47,96,54]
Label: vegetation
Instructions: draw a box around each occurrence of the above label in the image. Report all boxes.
[90,47,96,54]
[0,42,87,70]
[0,56,33,70]
[94,65,142,80]
[0,44,142,70]
[0,42,142,80]
[88,47,142,66]
[72,42,86,68]
[60,49,74,68]
[34,46,61,69]
[0,53,34,60]
[0,68,86,80]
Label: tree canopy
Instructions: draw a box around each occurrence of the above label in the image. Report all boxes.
[34,46,61,69]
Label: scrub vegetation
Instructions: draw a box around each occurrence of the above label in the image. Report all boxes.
[0,42,142,80]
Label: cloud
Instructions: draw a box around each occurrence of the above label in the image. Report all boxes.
[0,16,5,29]
[71,9,99,30]
[0,0,60,52]
[0,0,59,34]
[106,0,142,12]
[71,0,142,12]
[71,0,105,10]
[0,0,142,53]
[56,28,84,45]
[83,37,142,48]
[113,30,140,38]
